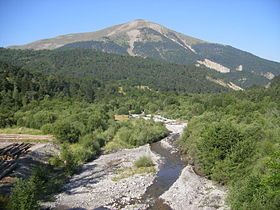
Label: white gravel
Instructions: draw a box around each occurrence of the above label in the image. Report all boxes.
[49,144,159,209]
[160,166,229,210]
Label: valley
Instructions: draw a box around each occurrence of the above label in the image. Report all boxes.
[0,13,279,210]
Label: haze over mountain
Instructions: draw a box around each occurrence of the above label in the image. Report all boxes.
[9,19,280,89]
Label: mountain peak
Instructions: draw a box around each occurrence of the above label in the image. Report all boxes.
[132,19,149,22]
[115,19,164,33]
[8,19,203,50]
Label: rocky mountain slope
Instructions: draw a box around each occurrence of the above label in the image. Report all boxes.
[9,19,280,88]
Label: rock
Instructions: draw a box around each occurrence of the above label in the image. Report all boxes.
[44,144,158,209]
[160,165,229,209]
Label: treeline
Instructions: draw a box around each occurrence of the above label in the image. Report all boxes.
[0,48,227,93]
[0,61,101,127]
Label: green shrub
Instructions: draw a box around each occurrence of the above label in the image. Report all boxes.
[32,111,57,129]
[7,178,39,210]
[41,123,53,134]
[80,132,103,150]
[134,156,154,168]
[104,119,168,150]
[53,121,81,143]
[196,122,256,183]
[229,170,280,210]
[59,145,79,175]
[7,164,68,210]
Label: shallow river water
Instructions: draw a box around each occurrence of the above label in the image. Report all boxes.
[141,133,186,209]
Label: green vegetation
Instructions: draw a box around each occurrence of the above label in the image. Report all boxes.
[178,77,280,209]
[0,47,279,210]
[0,127,43,135]
[59,40,129,55]
[134,156,154,168]
[192,43,280,76]
[7,165,67,210]
[104,119,168,150]
[0,48,227,93]
[112,156,155,181]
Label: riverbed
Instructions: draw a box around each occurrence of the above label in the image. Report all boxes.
[45,116,228,209]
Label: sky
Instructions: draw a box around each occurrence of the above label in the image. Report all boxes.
[0,0,279,62]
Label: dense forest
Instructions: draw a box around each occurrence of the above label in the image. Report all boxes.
[0,48,227,93]
[177,79,280,209]
[0,48,279,210]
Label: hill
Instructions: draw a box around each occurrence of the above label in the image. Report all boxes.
[8,19,280,88]
[0,48,228,93]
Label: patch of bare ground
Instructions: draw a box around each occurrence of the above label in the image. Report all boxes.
[44,144,159,209]
[0,142,59,195]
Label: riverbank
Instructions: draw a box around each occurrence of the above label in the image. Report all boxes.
[161,165,229,210]
[43,116,229,209]
[156,122,229,210]
[44,144,159,209]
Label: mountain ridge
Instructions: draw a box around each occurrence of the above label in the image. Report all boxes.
[8,19,205,51]
[7,19,280,88]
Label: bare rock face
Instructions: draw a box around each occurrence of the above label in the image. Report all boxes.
[197,59,231,73]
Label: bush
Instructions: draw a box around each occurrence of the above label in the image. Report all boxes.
[105,119,168,150]
[134,156,154,168]
[59,145,79,175]
[53,121,81,143]
[229,170,280,210]
[32,111,57,129]
[196,122,256,183]
[7,164,68,210]
[7,178,39,210]
[41,123,53,134]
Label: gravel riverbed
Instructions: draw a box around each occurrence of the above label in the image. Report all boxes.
[44,116,229,209]
[47,144,160,209]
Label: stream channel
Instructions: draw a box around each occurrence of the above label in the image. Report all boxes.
[141,133,186,209]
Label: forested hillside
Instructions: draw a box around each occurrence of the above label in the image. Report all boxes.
[0,48,279,210]
[176,77,280,210]
[0,48,227,93]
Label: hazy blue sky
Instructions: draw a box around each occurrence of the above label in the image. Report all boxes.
[0,0,279,62]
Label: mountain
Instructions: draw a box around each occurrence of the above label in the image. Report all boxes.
[8,19,280,88]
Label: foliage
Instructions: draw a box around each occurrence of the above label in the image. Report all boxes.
[0,48,227,93]
[53,120,81,143]
[228,151,280,210]
[134,156,154,168]
[7,165,68,210]
[104,119,168,150]
[192,43,280,76]
[178,78,280,209]
[59,40,129,55]
[7,178,39,210]
[0,195,9,210]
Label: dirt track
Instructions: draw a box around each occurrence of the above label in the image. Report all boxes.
[0,134,53,142]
